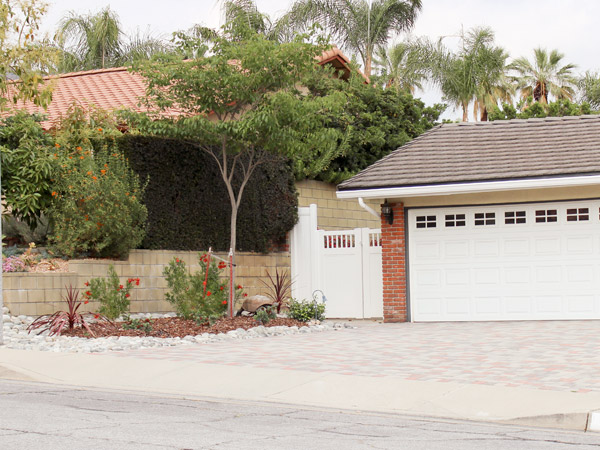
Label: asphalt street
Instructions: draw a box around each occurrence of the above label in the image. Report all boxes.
[1,380,599,450]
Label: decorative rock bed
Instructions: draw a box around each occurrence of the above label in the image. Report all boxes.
[0,306,352,354]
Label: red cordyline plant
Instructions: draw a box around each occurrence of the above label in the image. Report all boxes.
[261,268,293,313]
[27,285,110,337]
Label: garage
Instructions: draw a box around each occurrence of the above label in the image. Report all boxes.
[336,115,600,322]
[408,200,600,322]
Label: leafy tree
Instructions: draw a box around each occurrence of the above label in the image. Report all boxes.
[489,98,592,121]
[509,48,577,104]
[428,27,510,122]
[303,71,444,183]
[0,0,56,109]
[127,25,349,294]
[54,7,172,72]
[578,71,600,110]
[0,112,55,229]
[280,0,422,77]
[0,0,58,345]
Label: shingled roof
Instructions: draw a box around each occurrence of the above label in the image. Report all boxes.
[338,115,600,192]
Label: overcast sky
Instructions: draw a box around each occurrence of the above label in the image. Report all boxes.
[41,1,600,121]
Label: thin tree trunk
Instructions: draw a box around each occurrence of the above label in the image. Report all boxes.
[462,101,469,122]
[481,106,488,121]
[364,52,372,79]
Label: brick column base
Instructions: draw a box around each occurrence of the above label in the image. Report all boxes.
[381,202,407,322]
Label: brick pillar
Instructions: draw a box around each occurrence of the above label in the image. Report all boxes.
[381,202,407,322]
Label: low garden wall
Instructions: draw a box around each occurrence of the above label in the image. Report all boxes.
[3,249,290,316]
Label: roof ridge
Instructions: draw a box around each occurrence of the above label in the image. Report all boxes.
[47,66,131,80]
[441,114,600,128]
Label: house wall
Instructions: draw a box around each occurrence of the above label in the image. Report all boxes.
[297,180,380,230]
[3,249,290,316]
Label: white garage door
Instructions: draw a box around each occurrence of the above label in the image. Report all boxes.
[408,199,600,321]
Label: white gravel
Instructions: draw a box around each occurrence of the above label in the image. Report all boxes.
[0,307,352,354]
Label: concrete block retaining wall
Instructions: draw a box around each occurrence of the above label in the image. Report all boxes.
[3,249,290,316]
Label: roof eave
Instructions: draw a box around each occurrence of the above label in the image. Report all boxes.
[336,174,600,201]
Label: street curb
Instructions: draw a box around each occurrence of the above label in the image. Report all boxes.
[587,410,600,432]
[501,413,589,431]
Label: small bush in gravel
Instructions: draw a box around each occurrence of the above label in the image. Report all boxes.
[288,299,326,322]
[84,265,139,319]
[27,285,110,336]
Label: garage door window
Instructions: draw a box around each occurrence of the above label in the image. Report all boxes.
[445,214,466,227]
[416,215,436,228]
[505,211,526,224]
[474,212,495,226]
[566,208,589,222]
[535,209,558,223]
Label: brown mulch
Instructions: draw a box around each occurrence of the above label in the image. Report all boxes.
[61,316,307,339]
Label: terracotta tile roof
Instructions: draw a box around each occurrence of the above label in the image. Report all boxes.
[338,115,600,191]
[7,67,151,128]
[5,47,364,129]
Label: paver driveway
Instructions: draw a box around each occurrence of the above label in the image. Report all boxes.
[114,321,600,393]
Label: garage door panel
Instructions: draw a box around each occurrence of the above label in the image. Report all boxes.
[408,199,600,322]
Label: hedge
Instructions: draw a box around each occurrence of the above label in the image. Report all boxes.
[119,135,298,252]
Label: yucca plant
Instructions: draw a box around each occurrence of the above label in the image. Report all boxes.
[261,268,293,313]
[27,285,110,337]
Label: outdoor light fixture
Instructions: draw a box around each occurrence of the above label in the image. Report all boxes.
[381,200,394,225]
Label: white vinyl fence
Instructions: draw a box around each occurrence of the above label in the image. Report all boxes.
[290,205,383,318]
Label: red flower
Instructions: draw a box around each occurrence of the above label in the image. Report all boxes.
[84,281,89,286]
[125,294,130,298]
[94,314,99,319]
[136,278,140,286]
[127,278,133,284]
[219,286,224,291]
[176,258,180,263]
[222,300,227,305]
[243,293,248,297]
[202,281,206,286]
[206,291,212,296]
[118,285,123,290]
[86,291,91,296]
[218,262,226,269]
[237,285,242,290]
[84,300,89,304]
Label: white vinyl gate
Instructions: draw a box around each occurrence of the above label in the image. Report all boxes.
[290,205,383,318]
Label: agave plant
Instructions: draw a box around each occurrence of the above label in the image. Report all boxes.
[261,268,293,313]
[27,285,109,337]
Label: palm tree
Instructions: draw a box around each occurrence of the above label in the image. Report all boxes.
[221,0,275,37]
[373,40,427,93]
[56,7,122,70]
[54,7,171,72]
[509,48,577,104]
[428,27,510,121]
[279,0,423,78]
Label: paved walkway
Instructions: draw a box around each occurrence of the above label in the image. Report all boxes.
[113,320,600,393]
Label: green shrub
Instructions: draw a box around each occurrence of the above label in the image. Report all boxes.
[48,107,147,259]
[119,135,298,252]
[0,113,56,229]
[163,254,236,320]
[287,299,326,322]
[254,305,277,325]
[83,265,139,319]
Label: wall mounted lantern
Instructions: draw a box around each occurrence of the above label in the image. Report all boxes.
[381,200,394,225]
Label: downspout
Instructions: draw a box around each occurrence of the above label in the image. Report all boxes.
[358,197,380,220]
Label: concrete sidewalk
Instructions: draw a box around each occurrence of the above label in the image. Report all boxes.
[1,346,599,431]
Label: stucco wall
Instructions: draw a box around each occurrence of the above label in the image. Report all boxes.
[4,249,290,316]
[297,179,380,230]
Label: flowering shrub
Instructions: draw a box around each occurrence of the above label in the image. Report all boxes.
[48,108,147,258]
[2,255,26,272]
[84,264,139,320]
[288,299,326,322]
[163,254,239,321]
